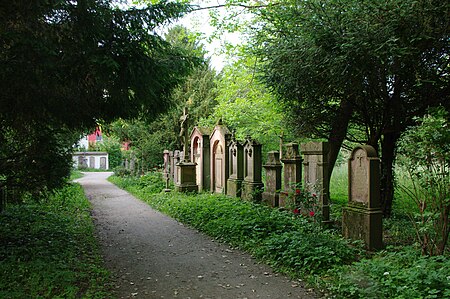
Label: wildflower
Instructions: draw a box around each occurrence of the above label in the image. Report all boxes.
[383,272,390,276]
[312,193,317,197]
[293,208,300,214]
[295,189,301,195]
[309,211,315,217]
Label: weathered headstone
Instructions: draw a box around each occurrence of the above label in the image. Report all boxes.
[173,150,181,184]
[163,150,171,192]
[300,142,331,225]
[279,143,303,208]
[343,145,383,250]
[241,137,264,202]
[262,151,282,207]
[190,127,211,192]
[227,137,244,197]
[209,120,231,194]
[175,107,198,193]
[169,151,174,182]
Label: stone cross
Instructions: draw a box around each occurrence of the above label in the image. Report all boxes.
[179,106,189,162]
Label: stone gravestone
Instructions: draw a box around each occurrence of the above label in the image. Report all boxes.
[163,150,171,192]
[173,150,181,185]
[279,143,303,208]
[300,142,331,225]
[190,127,211,192]
[241,137,264,202]
[209,119,231,194]
[175,107,198,193]
[262,151,282,207]
[227,136,244,198]
[169,151,174,182]
[343,145,383,250]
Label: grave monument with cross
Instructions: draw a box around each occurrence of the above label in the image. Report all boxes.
[174,106,198,193]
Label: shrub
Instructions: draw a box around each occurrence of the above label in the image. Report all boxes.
[397,107,450,255]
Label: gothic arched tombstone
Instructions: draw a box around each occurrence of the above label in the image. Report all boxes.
[209,121,231,194]
[190,127,211,192]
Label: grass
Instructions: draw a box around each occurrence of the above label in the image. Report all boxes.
[0,184,111,299]
[109,170,449,298]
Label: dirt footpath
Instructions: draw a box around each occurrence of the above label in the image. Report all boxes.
[76,172,316,299]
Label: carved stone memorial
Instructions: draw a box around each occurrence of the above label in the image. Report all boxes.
[209,120,231,194]
[190,127,211,192]
[279,143,303,207]
[241,137,264,202]
[342,145,383,250]
[262,151,282,207]
[175,107,198,193]
[300,142,331,225]
[227,137,244,197]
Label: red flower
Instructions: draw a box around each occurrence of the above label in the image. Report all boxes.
[312,193,317,197]
[309,211,315,217]
[295,189,301,195]
[293,208,300,214]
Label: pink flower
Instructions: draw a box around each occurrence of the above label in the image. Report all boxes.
[309,211,315,217]
[293,208,300,214]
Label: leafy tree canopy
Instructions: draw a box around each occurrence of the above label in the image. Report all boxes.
[0,1,195,197]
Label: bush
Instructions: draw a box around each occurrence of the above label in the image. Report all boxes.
[397,107,450,256]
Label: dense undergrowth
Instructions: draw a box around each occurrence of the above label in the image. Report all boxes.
[110,172,450,298]
[0,184,111,298]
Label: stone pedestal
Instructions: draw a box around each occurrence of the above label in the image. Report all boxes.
[175,162,198,193]
[342,145,383,250]
[262,151,282,207]
[241,138,264,202]
[227,139,244,198]
[279,143,303,208]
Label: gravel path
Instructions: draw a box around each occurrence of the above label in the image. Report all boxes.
[76,172,316,299]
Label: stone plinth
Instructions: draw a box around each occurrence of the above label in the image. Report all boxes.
[241,138,264,202]
[300,142,331,225]
[262,151,282,207]
[342,145,383,250]
[279,143,303,207]
[175,162,198,193]
[227,139,244,198]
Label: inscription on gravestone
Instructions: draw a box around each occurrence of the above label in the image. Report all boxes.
[350,148,369,204]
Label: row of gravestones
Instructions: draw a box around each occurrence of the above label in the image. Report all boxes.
[163,122,383,250]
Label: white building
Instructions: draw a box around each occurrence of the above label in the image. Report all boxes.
[72,151,109,170]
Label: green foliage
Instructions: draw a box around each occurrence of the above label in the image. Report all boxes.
[0,184,110,298]
[396,107,450,256]
[325,246,450,299]
[106,25,218,168]
[199,57,291,155]
[0,0,195,198]
[94,136,124,169]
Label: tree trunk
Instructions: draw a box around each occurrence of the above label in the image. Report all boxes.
[380,131,400,218]
[326,99,353,186]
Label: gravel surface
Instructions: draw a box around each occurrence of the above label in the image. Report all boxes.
[76,172,316,299]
